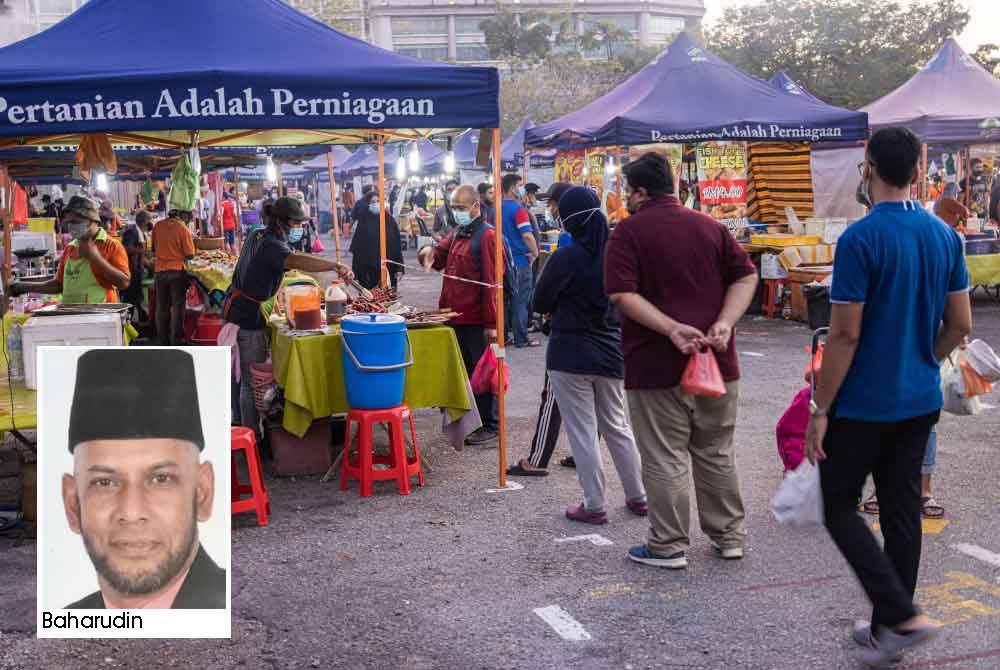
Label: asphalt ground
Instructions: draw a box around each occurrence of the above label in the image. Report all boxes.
[2,241,999,670]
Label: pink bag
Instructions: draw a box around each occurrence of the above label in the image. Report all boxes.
[680,348,727,398]
[470,347,509,395]
[311,236,325,253]
[776,387,811,472]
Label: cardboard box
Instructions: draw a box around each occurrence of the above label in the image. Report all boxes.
[778,245,836,269]
[267,419,332,477]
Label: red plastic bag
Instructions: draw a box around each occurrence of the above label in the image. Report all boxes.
[311,236,325,253]
[680,348,727,398]
[804,343,824,384]
[470,346,509,395]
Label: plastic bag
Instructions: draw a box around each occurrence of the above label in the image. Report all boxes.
[966,339,1000,382]
[941,354,981,416]
[804,342,824,384]
[960,357,993,397]
[312,236,325,253]
[680,348,727,398]
[470,346,509,396]
[770,461,824,528]
[168,154,200,213]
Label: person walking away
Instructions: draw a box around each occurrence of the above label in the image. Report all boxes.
[152,207,197,345]
[433,179,459,241]
[9,195,130,304]
[351,184,373,235]
[121,210,152,324]
[418,185,499,446]
[604,152,758,569]
[413,185,428,212]
[500,173,540,348]
[534,186,646,523]
[222,197,353,430]
[805,127,971,666]
[350,188,403,290]
[507,182,573,477]
[221,190,238,254]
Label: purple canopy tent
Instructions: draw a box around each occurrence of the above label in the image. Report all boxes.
[767,71,821,104]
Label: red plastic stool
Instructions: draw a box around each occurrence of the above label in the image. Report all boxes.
[762,278,788,319]
[341,405,424,497]
[231,427,271,526]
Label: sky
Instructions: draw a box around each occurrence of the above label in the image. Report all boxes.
[702,0,999,53]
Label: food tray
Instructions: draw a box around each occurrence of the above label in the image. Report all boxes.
[749,234,823,247]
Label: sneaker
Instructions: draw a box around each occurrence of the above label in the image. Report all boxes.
[464,427,498,446]
[625,498,648,517]
[852,621,902,664]
[709,541,744,560]
[860,623,937,668]
[565,503,608,525]
[627,544,687,569]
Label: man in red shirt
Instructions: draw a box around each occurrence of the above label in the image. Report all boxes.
[605,152,758,570]
[419,184,500,446]
[221,190,238,254]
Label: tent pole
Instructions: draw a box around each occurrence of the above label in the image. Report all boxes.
[920,144,928,200]
[377,137,388,289]
[522,148,529,184]
[276,162,283,199]
[492,127,507,489]
[2,167,10,302]
[327,149,342,264]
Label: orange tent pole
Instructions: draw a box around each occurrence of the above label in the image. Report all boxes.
[327,149,342,264]
[964,148,972,209]
[233,166,243,249]
[492,127,507,489]
[2,167,10,298]
[920,144,928,200]
[377,138,388,289]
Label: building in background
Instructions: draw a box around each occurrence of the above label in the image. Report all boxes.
[0,0,88,46]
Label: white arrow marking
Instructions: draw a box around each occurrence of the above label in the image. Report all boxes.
[486,481,524,493]
[554,533,614,547]
[952,543,1000,569]
[533,605,592,641]
[741,351,765,357]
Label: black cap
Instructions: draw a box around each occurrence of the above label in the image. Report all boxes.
[543,182,572,202]
[272,196,309,221]
[68,349,205,453]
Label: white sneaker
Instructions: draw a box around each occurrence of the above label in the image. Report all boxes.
[710,541,744,560]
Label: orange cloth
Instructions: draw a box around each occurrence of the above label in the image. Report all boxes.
[12,183,28,227]
[56,234,130,304]
[74,134,118,181]
[152,217,196,272]
[936,198,970,228]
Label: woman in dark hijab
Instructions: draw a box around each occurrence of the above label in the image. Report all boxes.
[532,186,646,525]
[349,188,403,290]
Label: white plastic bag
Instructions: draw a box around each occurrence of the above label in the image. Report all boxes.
[966,339,1000,382]
[941,354,982,416]
[770,461,824,528]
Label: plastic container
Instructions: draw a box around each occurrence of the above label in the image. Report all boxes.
[286,285,322,330]
[340,313,413,409]
[325,281,348,325]
[7,322,23,380]
[21,313,124,389]
[191,312,225,345]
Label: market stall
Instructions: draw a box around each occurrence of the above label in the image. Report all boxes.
[0,0,512,488]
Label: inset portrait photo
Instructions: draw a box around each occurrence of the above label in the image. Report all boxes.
[36,347,231,638]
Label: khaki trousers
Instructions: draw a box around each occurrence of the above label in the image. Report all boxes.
[628,382,745,556]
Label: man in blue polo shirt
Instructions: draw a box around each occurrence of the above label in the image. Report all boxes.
[500,173,540,347]
[805,127,971,666]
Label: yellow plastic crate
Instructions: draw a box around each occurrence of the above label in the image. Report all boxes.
[26,217,56,233]
[749,234,822,247]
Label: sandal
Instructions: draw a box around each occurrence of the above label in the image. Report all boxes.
[506,460,548,477]
[861,494,879,515]
[921,496,945,519]
[559,456,576,469]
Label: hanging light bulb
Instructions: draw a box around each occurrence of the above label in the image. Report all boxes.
[94,171,109,192]
[444,136,456,174]
[265,156,277,182]
[408,142,421,172]
[605,155,616,176]
[395,146,407,180]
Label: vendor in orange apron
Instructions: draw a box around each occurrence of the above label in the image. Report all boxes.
[10,195,131,303]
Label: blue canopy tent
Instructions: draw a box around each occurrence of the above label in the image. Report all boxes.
[344,139,445,178]
[452,130,480,169]
[500,119,555,171]
[767,71,822,104]
[525,33,867,149]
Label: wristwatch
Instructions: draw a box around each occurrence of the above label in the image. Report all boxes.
[808,400,828,417]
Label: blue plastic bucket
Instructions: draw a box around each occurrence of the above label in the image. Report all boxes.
[340,313,413,409]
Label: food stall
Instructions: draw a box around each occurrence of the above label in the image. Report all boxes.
[0,0,512,490]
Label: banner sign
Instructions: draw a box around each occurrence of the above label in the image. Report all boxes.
[628,143,683,188]
[696,142,748,235]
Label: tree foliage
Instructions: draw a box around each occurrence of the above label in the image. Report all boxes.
[972,44,1000,77]
[706,0,970,109]
[479,4,553,62]
[580,19,635,62]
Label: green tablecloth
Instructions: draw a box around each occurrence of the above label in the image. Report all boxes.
[271,323,473,437]
[966,254,1000,287]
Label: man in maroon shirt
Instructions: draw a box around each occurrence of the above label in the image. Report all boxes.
[605,152,758,569]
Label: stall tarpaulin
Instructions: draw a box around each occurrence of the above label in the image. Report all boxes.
[628,143,683,187]
[810,146,866,220]
[696,142,748,235]
[554,150,587,185]
[746,142,814,225]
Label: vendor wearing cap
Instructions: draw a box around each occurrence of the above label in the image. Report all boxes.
[61,349,225,609]
[222,196,353,430]
[10,195,130,304]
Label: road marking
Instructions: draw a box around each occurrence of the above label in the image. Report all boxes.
[738,574,843,593]
[871,518,950,535]
[533,605,592,641]
[741,351,765,357]
[555,533,613,547]
[917,571,1000,626]
[953,543,1000,569]
[485,481,524,493]
[904,647,1000,669]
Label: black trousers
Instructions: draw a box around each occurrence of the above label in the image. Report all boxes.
[452,324,497,431]
[155,270,189,346]
[525,371,562,468]
[819,411,939,630]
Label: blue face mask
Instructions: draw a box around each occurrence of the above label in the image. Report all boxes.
[517,186,526,199]
[369,202,381,215]
[287,227,304,243]
[453,211,473,227]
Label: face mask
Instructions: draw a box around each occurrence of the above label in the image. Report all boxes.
[453,211,473,227]
[369,202,381,215]
[516,186,526,199]
[562,207,600,236]
[855,172,873,209]
[287,227,304,243]
[626,192,644,214]
[68,222,90,239]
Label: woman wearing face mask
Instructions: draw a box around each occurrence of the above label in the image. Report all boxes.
[350,187,403,291]
[532,186,647,524]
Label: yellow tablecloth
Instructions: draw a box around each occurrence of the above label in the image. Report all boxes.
[966,254,1000,287]
[271,323,472,438]
[186,263,233,294]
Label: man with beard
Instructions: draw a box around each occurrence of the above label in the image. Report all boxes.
[60,349,225,609]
